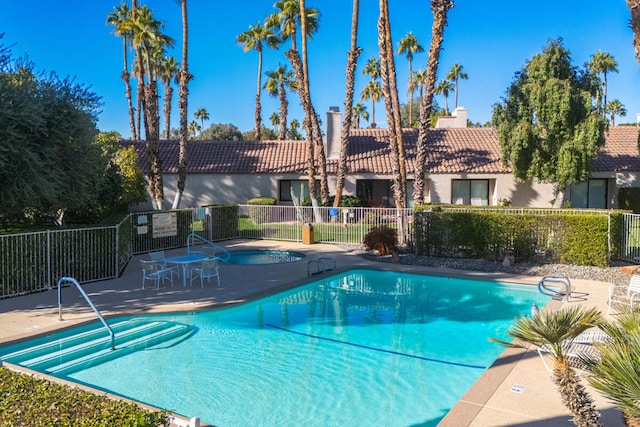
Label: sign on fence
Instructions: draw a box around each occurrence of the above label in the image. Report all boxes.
[152,212,178,238]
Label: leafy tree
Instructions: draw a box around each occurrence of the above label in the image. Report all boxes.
[446,62,468,109]
[493,306,604,427]
[200,123,243,140]
[397,32,423,127]
[492,39,607,204]
[241,126,278,141]
[605,98,626,126]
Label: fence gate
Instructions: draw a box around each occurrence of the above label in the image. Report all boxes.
[622,213,640,263]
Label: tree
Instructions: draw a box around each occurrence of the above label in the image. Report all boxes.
[493,306,603,427]
[269,111,280,131]
[236,21,280,141]
[412,68,428,105]
[352,102,369,129]
[194,107,209,134]
[588,51,618,114]
[397,32,423,127]
[361,80,382,128]
[446,62,468,109]
[414,0,454,206]
[267,0,319,51]
[627,1,640,65]
[435,79,454,114]
[264,64,296,140]
[158,55,179,139]
[200,123,243,140]
[287,118,303,140]
[187,120,200,139]
[107,3,137,140]
[605,99,626,125]
[492,39,607,205]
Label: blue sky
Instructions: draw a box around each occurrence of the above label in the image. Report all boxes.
[2,1,639,137]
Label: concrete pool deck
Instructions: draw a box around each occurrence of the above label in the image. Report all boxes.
[0,239,625,426]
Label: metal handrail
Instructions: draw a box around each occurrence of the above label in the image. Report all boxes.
[186,232,230,262]
[538,275,572,302]
[57,277,115,350]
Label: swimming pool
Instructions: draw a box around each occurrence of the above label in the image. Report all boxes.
[0,269,551,426]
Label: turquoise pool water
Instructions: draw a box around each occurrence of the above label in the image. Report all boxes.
[226,250,305,264]
[1,269,551,426]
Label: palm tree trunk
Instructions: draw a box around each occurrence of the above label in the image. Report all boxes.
[408,59,413,127]
[414,0,452,206]
[278,83,288,140]
[255,49,263,141]
[553,364,602,427]
[144,81,164,209]
[174,0,190,209]
[334,0,361,207]
[163,85,173,139]
[627,0,640,65]
[121,35,137,140]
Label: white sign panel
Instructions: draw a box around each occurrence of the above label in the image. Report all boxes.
[153,212,178,238]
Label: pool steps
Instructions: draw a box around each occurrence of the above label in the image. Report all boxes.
[2,318,194,376]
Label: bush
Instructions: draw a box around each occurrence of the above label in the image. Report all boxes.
[0,368,166,426]
[302,195,364,207]
[247,197,276,224]
[364,226,397,255]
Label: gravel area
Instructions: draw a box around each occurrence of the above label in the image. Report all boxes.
[343,245,635,287]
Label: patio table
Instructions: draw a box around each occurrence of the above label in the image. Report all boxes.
[164,254,208,287]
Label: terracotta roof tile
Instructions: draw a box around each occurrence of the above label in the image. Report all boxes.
[122,126,639,175]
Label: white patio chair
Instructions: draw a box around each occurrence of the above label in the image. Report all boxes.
[140,259,174,290]
[149,250,180,280]
[608,274,640,315]
[537,330,609,374]
[190,258,221,288]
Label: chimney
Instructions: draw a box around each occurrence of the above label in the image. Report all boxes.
[435,106,468,128]
[326,106,342,159]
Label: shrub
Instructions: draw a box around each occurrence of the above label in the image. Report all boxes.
[247,197,276,224]
[364,226,397,255]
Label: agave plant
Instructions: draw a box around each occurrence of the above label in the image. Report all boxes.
[492,306,604,427]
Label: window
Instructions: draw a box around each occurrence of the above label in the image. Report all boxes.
[451,179,489,206]
[280,180,316,202]
[570,179,607,208]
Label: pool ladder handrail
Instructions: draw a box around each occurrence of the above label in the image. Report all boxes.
[538,275,571,301]
[57,277,115,350]
[186,232,230,262]
[308,257,336,276]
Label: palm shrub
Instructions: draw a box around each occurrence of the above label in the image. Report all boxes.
[582,308,640,426]
[492,306,604,427]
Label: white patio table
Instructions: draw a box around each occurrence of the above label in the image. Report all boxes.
[163,254,208,287]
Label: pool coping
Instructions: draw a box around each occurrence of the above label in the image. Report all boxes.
[0,240,624,426]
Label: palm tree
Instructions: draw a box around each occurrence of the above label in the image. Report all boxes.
[267,0,319,51]
[627,1,640,65]
[351,102,369,128]
[287,118,302,140]
[334,0,361,207]
[435,79,454,114]
[158,55,179,139]
[414,0,454,206]
[107,3,137,140]
[363,57,381,80]
[605,99,626,125]
[446,62,468,109]
[397,32,424,127]
[589,51,618,113]
[361,80,382,128]
[237,21,280,141]
[187,120,200,139]
[583,309,640,426]
[412,68,428,105]
[194,107,209,134]
[174,0,192,209]
[269,111,280,131]
[264,64,296,140]
[493,306,604,427]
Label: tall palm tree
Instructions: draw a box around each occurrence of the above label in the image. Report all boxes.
[414,0,454,206]
[446,62,468,109]
[626,1,640,65]
[605,99,626,125]
[267,0,319,51]
[194,107,209,134]
[583,309,640,426]
[174,0,192,209]
[264,64,296,140]
[269,111,280,131]
[237,21,280,141]
[589,51,618,114]
[361,80,382,128]
[288,118,301,140]
[334,0,361,207]
[158,55,179,139]
[493,306,604,427]
[363,57,381,80]
[435,79,454,114]
[412,68,428,106]
[397,32,423,127]
[187,120,200,139]
[107,3,137,140]
[352,102,369,129]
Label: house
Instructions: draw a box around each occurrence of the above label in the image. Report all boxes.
[122,107,640,210]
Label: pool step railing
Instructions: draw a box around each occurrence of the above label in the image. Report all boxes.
[308,257,336,276]
[186,232,230,262]
[2,319,194,376]
[538,275,572,301]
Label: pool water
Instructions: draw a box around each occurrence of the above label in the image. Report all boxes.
[225,250,305,264]
[1,269,551,426]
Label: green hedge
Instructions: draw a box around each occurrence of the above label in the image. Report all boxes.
[206,204,239,240]
[414,206,626,267]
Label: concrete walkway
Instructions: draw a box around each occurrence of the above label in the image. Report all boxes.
[0,239,625,426]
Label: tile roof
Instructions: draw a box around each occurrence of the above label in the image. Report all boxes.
[122,126,640,175]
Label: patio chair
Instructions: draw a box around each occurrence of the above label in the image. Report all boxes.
[537,329,609,374]
[608,274,640,315]
[149,250,180,280]
[190,258,221,288]
[140,259,175,290]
